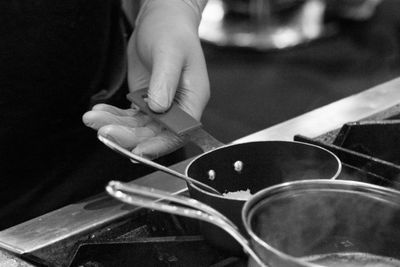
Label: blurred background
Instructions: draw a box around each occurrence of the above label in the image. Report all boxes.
[193,0,400,147]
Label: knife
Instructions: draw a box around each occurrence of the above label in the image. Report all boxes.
[127,88,224,153]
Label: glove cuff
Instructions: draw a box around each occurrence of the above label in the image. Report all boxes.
[135,0,208,27]
[180,0,208,18]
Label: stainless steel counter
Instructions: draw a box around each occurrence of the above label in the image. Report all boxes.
[0,77,399,266]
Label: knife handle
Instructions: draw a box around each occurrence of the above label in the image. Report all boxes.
[127,88,202,136]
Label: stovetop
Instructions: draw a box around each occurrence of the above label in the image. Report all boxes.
[296,109,400,191]
[68,109,400,267]
[68,211,247,267]
[2,79,400,267]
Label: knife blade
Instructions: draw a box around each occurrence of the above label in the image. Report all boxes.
[127,88,223,152]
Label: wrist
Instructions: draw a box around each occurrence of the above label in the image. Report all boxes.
[136,0,207,28]
[180,0,208,18]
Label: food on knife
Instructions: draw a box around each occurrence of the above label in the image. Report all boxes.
[222,189,252,200]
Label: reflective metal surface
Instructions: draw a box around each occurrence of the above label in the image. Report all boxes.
[199,0,332,50]
[243,179,400,267]
[236,78,400,143]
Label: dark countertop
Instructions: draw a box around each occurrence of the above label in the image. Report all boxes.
[200,0,400,144]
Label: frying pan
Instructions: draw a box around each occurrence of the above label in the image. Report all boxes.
[243,179,400,267]
[184,141,341,253]
[107,180,400,267]
[124,89,342,253]
[106,180,267,267]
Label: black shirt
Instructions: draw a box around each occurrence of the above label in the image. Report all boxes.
[0,0,159,229]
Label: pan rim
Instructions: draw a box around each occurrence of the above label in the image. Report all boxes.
[242,179,400,267]
[184,140,342,200]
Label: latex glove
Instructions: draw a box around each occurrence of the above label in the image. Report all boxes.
[83,0,210,159]
[332,0,381,20]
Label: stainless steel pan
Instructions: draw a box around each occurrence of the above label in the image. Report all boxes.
[106,180,400,267]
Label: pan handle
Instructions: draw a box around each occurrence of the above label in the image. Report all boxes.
[106,181,268,267]
[98,135,221,195]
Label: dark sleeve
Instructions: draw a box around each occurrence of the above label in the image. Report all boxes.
[0,0,134,229]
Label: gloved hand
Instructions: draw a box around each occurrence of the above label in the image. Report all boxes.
[331,0,382,20]
[83,0,210,159]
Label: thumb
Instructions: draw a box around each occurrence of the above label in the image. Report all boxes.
[146,48,183,113]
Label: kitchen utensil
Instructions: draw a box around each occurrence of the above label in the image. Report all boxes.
[106,180,267,267]
[185,141,341,253]
[243,179,400,267]
[107,179,400,267]
[125,89,342,253]
[127,88,224,152]
[97,134,221,195]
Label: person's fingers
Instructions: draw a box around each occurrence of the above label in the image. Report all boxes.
[146,43,184,113]
[98,124,159,150]
[127,34,151,91]
[132,130,184,159]
[82,110,151,130]
[177,43,210,120]
[92,103,139,116]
